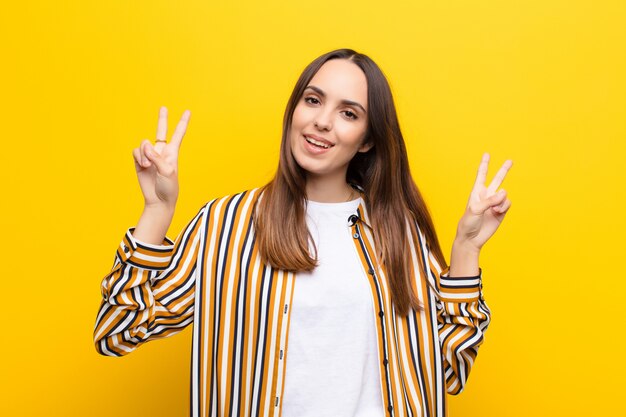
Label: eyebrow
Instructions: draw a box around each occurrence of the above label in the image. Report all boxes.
[304,85,367,114]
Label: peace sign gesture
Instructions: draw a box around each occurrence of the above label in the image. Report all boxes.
[454,153,513,252]
[132,107,191,210]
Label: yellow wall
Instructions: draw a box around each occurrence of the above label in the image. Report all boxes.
[1,1,623,415]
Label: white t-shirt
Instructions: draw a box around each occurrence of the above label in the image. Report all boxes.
[281,198,384,417]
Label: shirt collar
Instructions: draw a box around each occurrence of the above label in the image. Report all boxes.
[355,196,373,230]
[347,183,372,229]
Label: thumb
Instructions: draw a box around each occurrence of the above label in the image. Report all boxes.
[475,189,507,214]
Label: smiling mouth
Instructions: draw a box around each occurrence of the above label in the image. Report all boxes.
[304,135,334,149]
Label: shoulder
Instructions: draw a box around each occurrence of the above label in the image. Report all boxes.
[198,187,264,221]
[202,187,263,206]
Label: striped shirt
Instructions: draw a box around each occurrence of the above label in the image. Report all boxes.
[94,188,491,417]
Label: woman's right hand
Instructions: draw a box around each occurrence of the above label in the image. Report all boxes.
[132,107,191,211]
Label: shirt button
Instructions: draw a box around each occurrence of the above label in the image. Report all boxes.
[368,268,375,275]
[383,358,388,366]
[378,311,384,317]
[122,245,129,253]
[353,233,360,239]
[388,405,393,412]
[348,214,359,226]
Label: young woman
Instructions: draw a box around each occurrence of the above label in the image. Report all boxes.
[94,48,512,417]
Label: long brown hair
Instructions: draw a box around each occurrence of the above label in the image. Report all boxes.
[254,48,448,316]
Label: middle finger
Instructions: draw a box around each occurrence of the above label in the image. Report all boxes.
[486,159,513,194]
[169,110,191,150]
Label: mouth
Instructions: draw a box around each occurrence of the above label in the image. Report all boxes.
[304,134,334,149]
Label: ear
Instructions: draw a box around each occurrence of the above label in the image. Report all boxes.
[358,140,374,153]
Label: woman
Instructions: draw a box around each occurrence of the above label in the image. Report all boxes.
[94,48,512,417]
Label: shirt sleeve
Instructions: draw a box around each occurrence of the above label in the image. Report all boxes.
[427,249,491,395]
[93,206,206,357]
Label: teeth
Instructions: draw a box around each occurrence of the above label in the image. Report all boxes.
[305,136,331,148]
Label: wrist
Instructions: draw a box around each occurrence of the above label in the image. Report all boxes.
[452,237,481,256]
[143,202,176,217]
[133,205,176,245]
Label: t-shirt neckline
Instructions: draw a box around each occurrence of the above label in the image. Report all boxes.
[305,197,362,209]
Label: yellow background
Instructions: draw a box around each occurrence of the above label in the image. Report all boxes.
[1,0,624,415]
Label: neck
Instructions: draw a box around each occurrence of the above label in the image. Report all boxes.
[305,171,357,203]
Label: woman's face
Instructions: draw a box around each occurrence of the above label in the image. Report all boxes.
[289,59,371,181]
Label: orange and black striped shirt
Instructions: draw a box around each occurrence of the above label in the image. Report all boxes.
[94,188,491,417]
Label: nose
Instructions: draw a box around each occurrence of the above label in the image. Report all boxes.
[314,109,332,131]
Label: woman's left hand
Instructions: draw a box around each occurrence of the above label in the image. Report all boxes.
[455,153,513,252]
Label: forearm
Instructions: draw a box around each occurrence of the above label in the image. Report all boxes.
[95,206,205,356]
[448,239,480,277]
[437,242,490,393]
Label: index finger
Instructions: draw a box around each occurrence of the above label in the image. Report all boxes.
[169,109,191,150]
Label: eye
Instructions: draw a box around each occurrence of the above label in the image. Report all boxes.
[304,96,320,105]
[343,110,358,120]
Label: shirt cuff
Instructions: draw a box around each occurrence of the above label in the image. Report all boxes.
[438,267,484,302]
[116,227,176,270]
